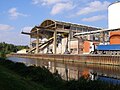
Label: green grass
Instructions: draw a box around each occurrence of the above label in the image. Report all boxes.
[0,65,47,90]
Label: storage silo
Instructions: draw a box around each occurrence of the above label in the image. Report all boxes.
[108,1,120,29]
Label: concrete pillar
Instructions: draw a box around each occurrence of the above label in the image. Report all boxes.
[36,29,39,54]
[77,38,80,54]
[100,32,105,44]
[53,30,57,54]
[103,32,105,44]
[30,36,32,50]
[29,36,32,53]
[68,33,70,52]
[78,36,83,54]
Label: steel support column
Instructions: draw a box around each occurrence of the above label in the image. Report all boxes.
[30,36,32,53]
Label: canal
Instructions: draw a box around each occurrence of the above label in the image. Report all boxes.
[8,57,120,83]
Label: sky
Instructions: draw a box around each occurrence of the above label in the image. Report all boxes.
[0,0,116,45]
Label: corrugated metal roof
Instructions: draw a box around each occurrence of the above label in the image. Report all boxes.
[97,44,120,51]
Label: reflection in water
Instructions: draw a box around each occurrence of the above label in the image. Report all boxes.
[8,57,120,81]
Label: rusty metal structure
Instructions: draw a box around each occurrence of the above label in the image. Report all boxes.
[22,19,101,54]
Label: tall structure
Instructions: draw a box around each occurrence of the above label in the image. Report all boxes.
[108,1,120,44]
[108,1,120,29]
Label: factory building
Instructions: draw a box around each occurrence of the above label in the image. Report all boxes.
[22,19,101,54]
[22,1,120,55]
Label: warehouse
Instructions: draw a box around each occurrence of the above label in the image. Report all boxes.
[22,19,101,54]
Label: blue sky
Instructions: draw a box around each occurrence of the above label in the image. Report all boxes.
[0,0,115,45]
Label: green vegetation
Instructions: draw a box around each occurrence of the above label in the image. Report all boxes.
[0,42,29,54]
[0,58,63,90]
[0,58,120,90]
[0,65,47,90]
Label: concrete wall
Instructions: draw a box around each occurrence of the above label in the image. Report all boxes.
[61,38,68,54]
[69,40,78,54]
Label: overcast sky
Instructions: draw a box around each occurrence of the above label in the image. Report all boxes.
[0,0,115,45]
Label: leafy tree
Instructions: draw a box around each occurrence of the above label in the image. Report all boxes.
[0,42,29,55]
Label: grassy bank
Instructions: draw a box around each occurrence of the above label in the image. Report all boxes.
[0,64,47,90]
[0,58,63,90]
[0,58,120,90]
[0,58,48,90]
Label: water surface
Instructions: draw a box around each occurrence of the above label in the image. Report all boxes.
[8,57,120,82]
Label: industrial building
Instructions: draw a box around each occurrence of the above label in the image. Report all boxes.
[74,1,120,55]
[22,19,101,54]
[22,1,120,55]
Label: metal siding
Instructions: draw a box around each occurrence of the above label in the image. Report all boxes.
[97,44,120,51]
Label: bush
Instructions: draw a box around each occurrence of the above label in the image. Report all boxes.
[0,51,6,59]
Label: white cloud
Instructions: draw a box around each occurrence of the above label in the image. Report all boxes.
[51,2,75,15]
[32,0,66,5]
[32,0,110,17]
[8,8,28,19]
[32,0,41,4]
[76,1,110,16]
[0,24,14,30]
[82,15,106,22]
[32,0,75,15]
[22,26,33,33]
